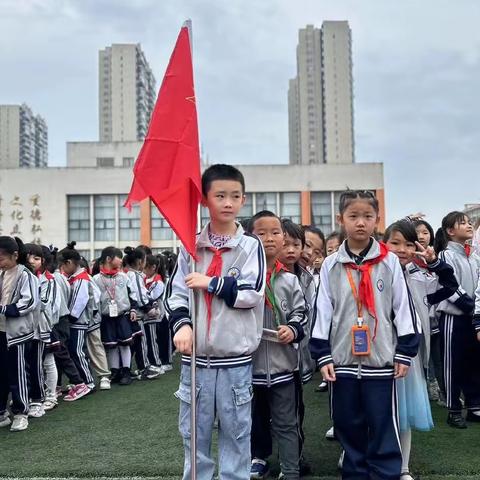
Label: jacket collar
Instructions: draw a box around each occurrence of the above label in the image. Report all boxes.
[336,238,381,264]
[447,241,469,257]
[196,222,245,250]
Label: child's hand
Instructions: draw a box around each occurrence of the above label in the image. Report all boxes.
[277,325,294,344]
[415,242,437,264]
[394,362,409,379]
[129,310,137,322]
[174,325,193,355]
[477,331,480,343]
[321,363,336,382]
[185,273,212,290]
[147,308,159,319]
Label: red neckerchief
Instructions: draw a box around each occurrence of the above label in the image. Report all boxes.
[345,241,389,340]
[465,244,472,257]
[145,274,163,288]
[265,260,287,310]
[68,269,91,285]
[36,269,54,281]
[100,268,119,277]
[413,257,428,269]
[203,247,230,335]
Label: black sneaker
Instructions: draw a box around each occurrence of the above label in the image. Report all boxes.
[466,410,480,422]
[315,381,328,392]
[110,368,122,384]
[119,367,133,386]
[299,457,312,476]
[447,412,467,429]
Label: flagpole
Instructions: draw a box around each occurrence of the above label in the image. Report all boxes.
[184,18,198,480]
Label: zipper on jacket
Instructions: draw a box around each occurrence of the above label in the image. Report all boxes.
[357,360,362,379]
[207,355,211,369]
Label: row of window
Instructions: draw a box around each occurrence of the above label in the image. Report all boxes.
[67,191,354,245]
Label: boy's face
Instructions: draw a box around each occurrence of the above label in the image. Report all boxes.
[279,233,303,269]
[252,216,284,262]
[326,237,340,256]
[299,231,325,269]
[204,180,245,224]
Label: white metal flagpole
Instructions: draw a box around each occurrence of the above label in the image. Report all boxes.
[184,18,198,480]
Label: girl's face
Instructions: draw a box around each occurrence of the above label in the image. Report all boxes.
[144,264,157,278]
[28,254,43,272]
[337,200,379,245]
[300,231,324,269]
[279,233,303,269]
[415,224,431,249]
[326,237,340,256]
[0,250,18,270]
[61,259,77,276]
[386,230,416,267]
[448,216,474,243]
[106,255,123,270]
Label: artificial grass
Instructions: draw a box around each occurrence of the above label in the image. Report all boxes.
[1,365,480,479]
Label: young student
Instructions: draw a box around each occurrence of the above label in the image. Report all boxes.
[248,211,306,480]
[144,254,167,373]
[434,211,480,428]
[325,231,344,256]
[80,257,111,391]
[52,249,90,402]
[414,219,446,405]
[57,242,95,393]
[93,247,137,386]
[299,225,325,276]
[165,164,266,480]
[123,246,160,380]
[25,243,57,418]
[279,219,316,475]
[310,190,419,480]
[0,237,39,432]
[384,220,458,479]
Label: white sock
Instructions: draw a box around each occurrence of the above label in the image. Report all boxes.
[400,429,412,473]
[107,348,120,369]
[119,345,132,368]
[472,410,480,416]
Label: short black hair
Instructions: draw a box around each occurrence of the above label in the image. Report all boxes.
[282,218,305,247]
[247,210,282,233]
[0,236,29,267]
[58,241,82,265]
[338,190,379,215]
[326,230,345,244]
[384,220,418,244]
[201,164,245,196]
[123,246,146,267]
[304,225,326,246]
[99,246,123,265]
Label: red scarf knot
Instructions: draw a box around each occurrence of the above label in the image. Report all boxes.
[465,244,472,257]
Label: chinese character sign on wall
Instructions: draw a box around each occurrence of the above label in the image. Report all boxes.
[0,194,42,243]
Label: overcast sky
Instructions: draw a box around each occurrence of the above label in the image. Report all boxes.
[1,0,480,228]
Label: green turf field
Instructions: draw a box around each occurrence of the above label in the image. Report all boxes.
[1,364,479,479]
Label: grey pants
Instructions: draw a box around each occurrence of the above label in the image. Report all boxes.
[251,381,299,479]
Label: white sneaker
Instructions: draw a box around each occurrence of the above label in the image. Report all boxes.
[325,425,335,440]
[99,376,111,390]
[0,411,11,428]
[28,403,45,418]
[43,399,58,411]
[10,414,28,432]
[338,450,345,469]
[163,364,173,372]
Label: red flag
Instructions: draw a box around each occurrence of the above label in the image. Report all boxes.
[125,25,201,258]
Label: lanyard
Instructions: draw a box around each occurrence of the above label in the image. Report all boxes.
[345,266,364,326]
[265,269,281,327]
[101,274,116,302]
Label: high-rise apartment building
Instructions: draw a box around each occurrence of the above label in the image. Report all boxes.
[0,104,48,168]
[99,44,156,142]
[289,22,354,165]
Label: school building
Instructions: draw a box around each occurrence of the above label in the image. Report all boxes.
[0,162,384,260]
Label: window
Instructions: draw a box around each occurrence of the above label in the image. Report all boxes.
[123,157,135,168]
[118,194,140,241]
[237,193,253,224]
[68,195,90,242]
[94,195,115,241]
[279,192,301,223]
[255,192,277,214]
[151,203,174,240]
[311,192,332,234]
[77,250,91,262]
[200,205,210,228]
[97,157,114,168]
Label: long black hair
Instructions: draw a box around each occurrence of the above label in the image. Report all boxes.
[0,236,29,267]
[99,246,123,265]
[384,220,418,244]
[434,211,469,253]
[58,241,82,266]
[123,246,146,269]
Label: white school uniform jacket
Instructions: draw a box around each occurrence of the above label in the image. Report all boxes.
[53,271,70,320]
[165,222,266,367]
[35,270,57,343]
[125,269,151,320]
[67,268,95,330]
[310,239,419,379]
[93,270,137,317]
[0,265,40,347]
[404,258,458,368]
[145,274,165,323]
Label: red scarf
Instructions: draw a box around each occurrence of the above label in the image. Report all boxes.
[345,241,389,340]
[145,274,163,288]
[203,247,230,334]
[265,260,286,310]
[465,244,472,257]
[68,269,91,285]
[413,257,428,269]
[100,268,119,277]
[36,269,54,281]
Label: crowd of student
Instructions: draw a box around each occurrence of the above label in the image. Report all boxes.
[1,163,480,480]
